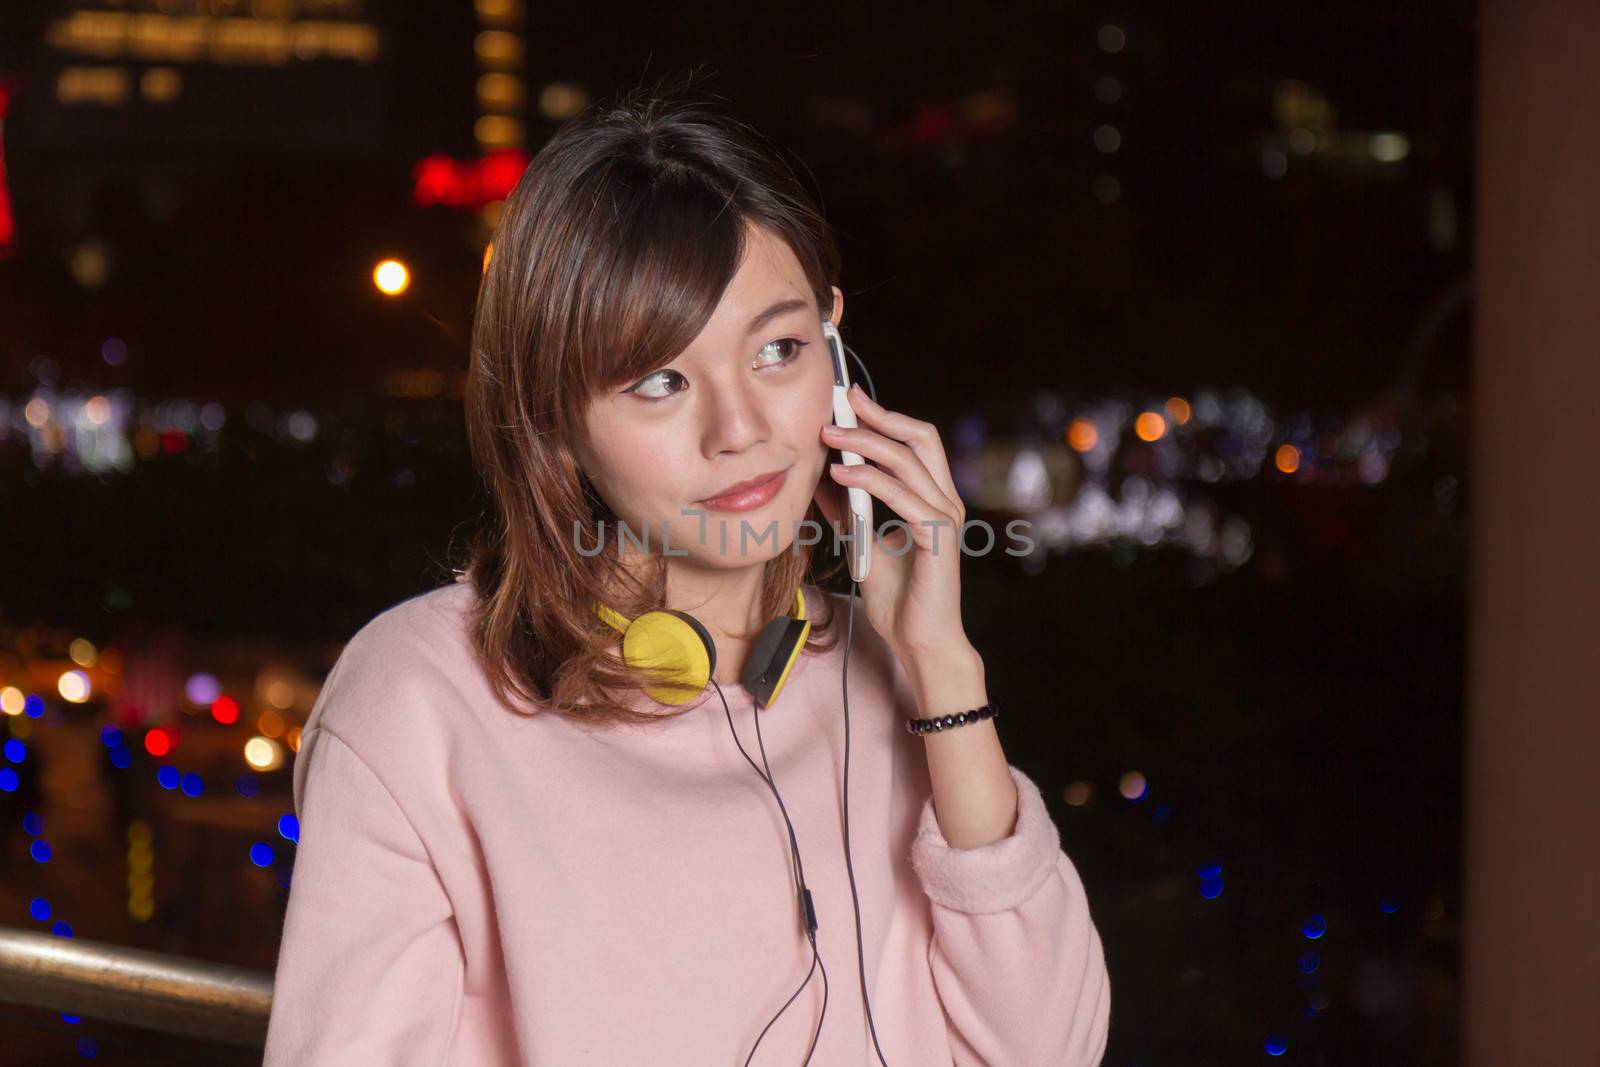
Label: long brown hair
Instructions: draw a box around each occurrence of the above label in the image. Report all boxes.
[457,79,847,730]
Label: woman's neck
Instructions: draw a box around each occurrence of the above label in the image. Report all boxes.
[663,562,771,687]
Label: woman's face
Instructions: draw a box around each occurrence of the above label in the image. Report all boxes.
[574,224,844,572]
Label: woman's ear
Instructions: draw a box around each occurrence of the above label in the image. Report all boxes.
[828,286,844,328]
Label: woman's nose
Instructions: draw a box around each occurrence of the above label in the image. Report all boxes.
[700,377,771,454]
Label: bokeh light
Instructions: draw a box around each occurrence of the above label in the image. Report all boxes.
[144,728,172,758]
[244,736,284,772]
[185,672,221,706]
[211,696,240,725]
[57,670,91,703]
[373,258,410,295]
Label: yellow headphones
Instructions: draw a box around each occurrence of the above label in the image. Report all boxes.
[593,587,811,708]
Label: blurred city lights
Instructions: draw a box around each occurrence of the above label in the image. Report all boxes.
[57,670,91,703]
[538,81,591,121]
[143,728,172,758]
[265,678,296,709]
[244,736,284,771]
[1369,131,1411,162]
[211,696,239,725]
[185,672,220,706]
[1067,418,1098,452]
[1134,412,1166,442]
[372,258,410,296]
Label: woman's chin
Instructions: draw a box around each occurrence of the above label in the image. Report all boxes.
[678,525,793,566]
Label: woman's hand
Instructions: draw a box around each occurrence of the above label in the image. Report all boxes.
[813,384,976,667]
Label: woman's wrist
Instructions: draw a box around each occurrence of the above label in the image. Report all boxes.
[903,643,988,721]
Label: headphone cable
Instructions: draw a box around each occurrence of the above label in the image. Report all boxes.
[839,582,892,1067]
[716,682,829,1066]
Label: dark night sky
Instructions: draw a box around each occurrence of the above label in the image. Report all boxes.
[1,0,1475,421]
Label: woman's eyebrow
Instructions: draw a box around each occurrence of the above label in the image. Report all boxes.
[744,298,811,337]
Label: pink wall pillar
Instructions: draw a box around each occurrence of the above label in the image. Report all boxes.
[1465,2,1600,1063]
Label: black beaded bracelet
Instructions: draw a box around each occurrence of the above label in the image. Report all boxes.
[905,701,999,735]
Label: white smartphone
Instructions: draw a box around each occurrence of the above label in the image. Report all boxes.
[821,320,872,583]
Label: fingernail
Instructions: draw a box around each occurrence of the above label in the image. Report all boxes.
[830,463,847,475]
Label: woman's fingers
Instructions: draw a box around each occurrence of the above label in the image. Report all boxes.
[829,463,961,556]
[841,386,965,521]
[822,423,950,519]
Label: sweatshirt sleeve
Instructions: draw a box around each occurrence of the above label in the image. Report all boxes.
[909,763,1112,1067]
[263,727,465,1065]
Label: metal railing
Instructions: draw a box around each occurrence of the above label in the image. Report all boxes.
[0,926,272,1049]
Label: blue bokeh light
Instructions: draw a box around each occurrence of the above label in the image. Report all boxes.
[77,1036,98,1059]
[1380,895,1401,914]
[1195,860,1222,880]
[51,920,74,938]
[30,839,51,863]
[278,814,300,843]
[1302,913,1327,939]
[1198,876,1224,899]
[180,772,204,797]
[62,1012,80,1024]
[4,738,25,763]
[24,694,45,718]
[22,812,43,836]
[99,725,123,748]
[28,898,51,921]
[156,766,180,790]
[1265,1036,1288,1056]
[1296,950,1320,973]
[0,768,18,793]
[249,842,275,867]
[108,746,132,769]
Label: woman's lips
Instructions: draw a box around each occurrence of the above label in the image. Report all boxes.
[696,469,789,512]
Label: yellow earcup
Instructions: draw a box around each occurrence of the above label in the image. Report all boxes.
[594,587,809,708]
[594,602,714,705]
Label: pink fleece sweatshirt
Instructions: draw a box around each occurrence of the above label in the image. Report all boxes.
[262,576,1111,1065]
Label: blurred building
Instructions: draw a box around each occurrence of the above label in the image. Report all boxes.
[1,0,517,405]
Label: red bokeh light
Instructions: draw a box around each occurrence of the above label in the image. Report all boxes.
[143,728,171,758]
[211,696,239,725]
[412,149,531,211]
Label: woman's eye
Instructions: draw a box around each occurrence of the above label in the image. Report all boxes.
[756,338,808,367]
[624,369,688,398]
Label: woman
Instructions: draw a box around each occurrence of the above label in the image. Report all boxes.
[263,84,1110,1066]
